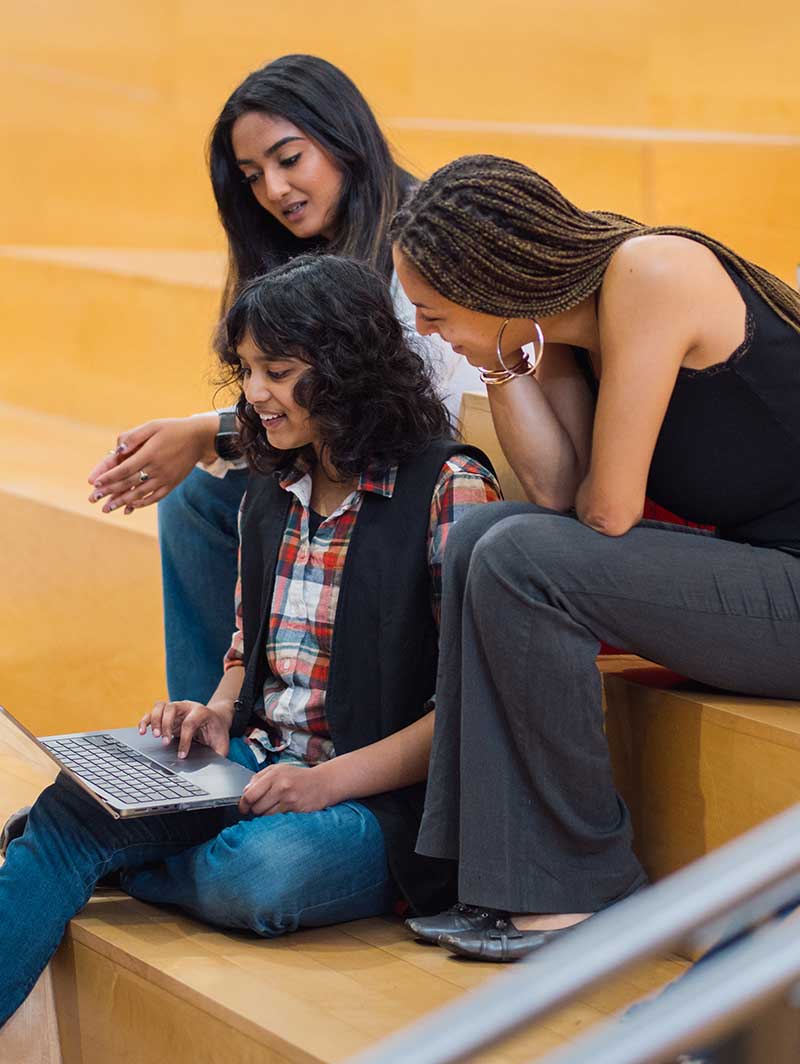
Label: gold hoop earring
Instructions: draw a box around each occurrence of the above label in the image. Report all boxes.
[495,318,545,373]
[495,318,514,372]
[521,320,545,371]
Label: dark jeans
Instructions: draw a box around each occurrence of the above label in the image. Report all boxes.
[157,465,248,703]
[0,740,393,1025]
[417,504,800,914]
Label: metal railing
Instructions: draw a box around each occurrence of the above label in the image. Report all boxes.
[347,803,800,1064]
[537,912,800,1063]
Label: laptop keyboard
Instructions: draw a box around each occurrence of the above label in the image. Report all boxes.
[45,734,210,806]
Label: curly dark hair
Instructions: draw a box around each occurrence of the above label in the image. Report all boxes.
[218,254,454,477]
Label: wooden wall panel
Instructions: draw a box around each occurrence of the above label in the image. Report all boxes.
[1,2,204,246]
[4,1,800,259]
[648,2,800,134]
[389,130,649,218]
[0,494,165,735]
[649,142,800,282]
[402,0,651,127]
[0,258,224,424]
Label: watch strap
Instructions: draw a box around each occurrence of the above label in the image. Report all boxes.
[215,410,243,460]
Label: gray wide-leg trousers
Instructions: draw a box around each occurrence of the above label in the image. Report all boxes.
[416,503,800,914]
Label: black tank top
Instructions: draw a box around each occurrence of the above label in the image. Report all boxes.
[576,260,800,555]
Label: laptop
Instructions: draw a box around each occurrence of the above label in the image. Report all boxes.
[0,705,254,819]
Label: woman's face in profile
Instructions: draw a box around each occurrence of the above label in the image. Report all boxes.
[237,333,318,454]
[232,111,343,241]
[393,246,505,367]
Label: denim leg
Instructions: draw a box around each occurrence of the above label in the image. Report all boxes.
[122,799,395,936]
[157,466,248,703]
[0,776,237,1025]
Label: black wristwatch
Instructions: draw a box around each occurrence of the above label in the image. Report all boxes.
[214,410,243,460]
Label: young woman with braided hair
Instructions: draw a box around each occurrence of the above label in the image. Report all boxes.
[391,154,800,962]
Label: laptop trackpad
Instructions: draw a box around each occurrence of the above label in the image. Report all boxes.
[104,727,254,795]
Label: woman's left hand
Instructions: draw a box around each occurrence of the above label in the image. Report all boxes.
[239,763,336,816]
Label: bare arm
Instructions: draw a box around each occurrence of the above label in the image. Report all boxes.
[576,238,705,535]
[317,710,435,802]
[488,342,594,510]
[240,709,435,816]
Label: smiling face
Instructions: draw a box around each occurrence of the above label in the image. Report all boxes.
[392,246,534,368]
[231,111,344,240]
[237,332,318,453]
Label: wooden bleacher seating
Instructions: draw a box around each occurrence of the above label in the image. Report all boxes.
[0,248,229,738]
[606,667,800,884]
[5,398,799,1060]
[0,711,689,1063]
[4,5,799,1055]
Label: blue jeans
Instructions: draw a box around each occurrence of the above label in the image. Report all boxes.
[0,740,393,1025]
[158,465,249,703]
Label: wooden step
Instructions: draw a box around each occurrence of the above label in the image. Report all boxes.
[5,5,800,280]
[0,716,687,1064]
[0,403,164,735]
[0,248,233,428]
[605,667,800,882]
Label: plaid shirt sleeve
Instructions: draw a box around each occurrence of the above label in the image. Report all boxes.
[222,497,246,672]
[427,454,503,627]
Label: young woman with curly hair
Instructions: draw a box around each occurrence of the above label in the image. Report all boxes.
[86,54,481,704]
[390,154,800,962]
[0,256,499,1024]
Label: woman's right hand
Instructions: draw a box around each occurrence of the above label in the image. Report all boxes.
[87,414,219,514]
[139,699,233,759]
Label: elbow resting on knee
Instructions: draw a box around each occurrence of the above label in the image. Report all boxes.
[580,507,642,537]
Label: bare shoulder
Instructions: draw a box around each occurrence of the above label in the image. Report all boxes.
[604,234,720,301]
[596,235,732,366]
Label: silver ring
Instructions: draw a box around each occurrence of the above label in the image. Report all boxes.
[138,469,150,484]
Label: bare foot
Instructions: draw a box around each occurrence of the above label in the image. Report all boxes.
[511,912,593,932]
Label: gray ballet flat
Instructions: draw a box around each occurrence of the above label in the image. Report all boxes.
[405,903,507,944]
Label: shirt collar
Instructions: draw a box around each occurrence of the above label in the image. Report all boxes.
[278,461,397,502]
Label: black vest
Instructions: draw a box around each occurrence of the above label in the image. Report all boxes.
[235,440,494,915]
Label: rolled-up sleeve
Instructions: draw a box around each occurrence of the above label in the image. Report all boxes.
[427,455,503,626]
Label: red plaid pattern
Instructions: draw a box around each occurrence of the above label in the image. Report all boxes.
[224,455,501,765]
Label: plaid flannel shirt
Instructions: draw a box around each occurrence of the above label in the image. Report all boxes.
[223,454,501,765]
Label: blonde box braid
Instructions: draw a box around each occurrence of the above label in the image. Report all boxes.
[390,154,800,335]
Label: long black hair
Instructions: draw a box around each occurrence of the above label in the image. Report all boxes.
[209,54,416,311]
[219,255,453,477]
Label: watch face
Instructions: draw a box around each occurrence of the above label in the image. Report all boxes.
[216,433,243,461]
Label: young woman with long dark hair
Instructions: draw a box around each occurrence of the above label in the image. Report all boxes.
[0,255,499,1024]
[390,154,800,962]
[86,55,481,703]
